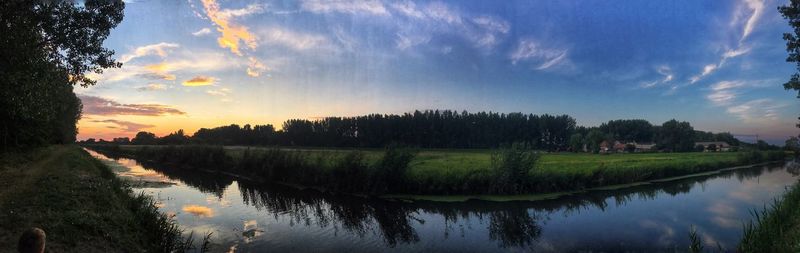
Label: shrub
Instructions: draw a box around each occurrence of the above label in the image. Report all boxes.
[370,146,416,194]
[491,145,540,194]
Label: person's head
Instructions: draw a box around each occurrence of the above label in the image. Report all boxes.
[18,228,45,253]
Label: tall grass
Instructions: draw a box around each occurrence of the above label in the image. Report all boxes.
[739,182,800,252]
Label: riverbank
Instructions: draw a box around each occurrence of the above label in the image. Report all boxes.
[85,144,786,197]
[0,146,189,252]
[739,173,800,252]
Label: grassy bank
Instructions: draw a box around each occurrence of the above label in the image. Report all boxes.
[0,146,194,252]
[87,144,785,196]
[739,180,800,252]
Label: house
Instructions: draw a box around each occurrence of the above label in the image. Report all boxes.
[633,142,656,152]
[695,141,731,151]
[600,140,628,153]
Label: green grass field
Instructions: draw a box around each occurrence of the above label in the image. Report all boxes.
[104,145,777,195]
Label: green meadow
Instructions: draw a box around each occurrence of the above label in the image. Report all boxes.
[101,145,780,196]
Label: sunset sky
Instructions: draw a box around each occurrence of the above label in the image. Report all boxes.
[77,0,799,144]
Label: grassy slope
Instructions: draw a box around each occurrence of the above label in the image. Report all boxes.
[739,181,800,252]
[0,146,178,252]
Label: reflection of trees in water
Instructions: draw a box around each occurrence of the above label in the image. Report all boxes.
[237,180,421,247]
[91,148,234,198]
[94,147,785,250]
[488,209,541,248]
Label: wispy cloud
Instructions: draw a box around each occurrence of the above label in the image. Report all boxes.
[300,0,389,16]
[510,39,568,70]
[640,66,674,88]
[79,95,186,116]
[200,0,260,56]
[689,0,764,84]
[206,87,231,96]
[91,119,155,133]
[259,27,335,52]
[182,76,216,86]
[136,83,167,91]
[726,99,785,122]
[246,57,267,77]
[389,2,510,50]
[706,79,785,122]
[119,42,179,63]
[192,28,212,36]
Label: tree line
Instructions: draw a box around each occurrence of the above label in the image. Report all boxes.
[1,0,124,151]
[83,110,769,152]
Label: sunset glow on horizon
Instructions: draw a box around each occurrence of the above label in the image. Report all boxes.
[77,0,799,144]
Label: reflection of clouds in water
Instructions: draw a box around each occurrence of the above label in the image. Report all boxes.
[242,220,264,243]
[711,216,739,228]
[182,204,215,217]
[707,201,736,216]
[707,201,739,228]
[638,219,675,246]
[206,196,231,207]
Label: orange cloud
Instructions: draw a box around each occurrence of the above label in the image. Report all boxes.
[79,95,186,116]
[141,62,177,80]
[201,0,259,55]
[182,204,215,218]
[182,76,216,86]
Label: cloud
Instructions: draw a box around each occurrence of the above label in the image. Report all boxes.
[740,0,765,42]
[79,95,186,116]
[726,99,785,122]
[182,76,216,86]
[640,66,674,88]
[689,0,764,84]
[90,119,155,132]
[119,42,179,63]
[206,87,231,96]
[182,205,215,218]
[300,0,389,16]
[246,57,267,77]
[92,48,239,83]
[386,1,510,50]
[390,1,424,19]
[200,0,260,55]
[136,83,167,91]
[706,80,775,106]
[510,39,568,70]
[260,27,334,52]
[192,28,212,36]
[707,90,737,106]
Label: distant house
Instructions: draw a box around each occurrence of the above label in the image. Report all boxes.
[600,140,633,153]
[633,142,656,152]
[695,141,731,151]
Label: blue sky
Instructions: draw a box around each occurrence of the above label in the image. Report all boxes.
[77,0,799,144]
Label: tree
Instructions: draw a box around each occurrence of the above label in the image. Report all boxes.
[584,129,605,153]
[786,136,800,156]
[131,132,157,145]
[624,143,636,153]
[706,144,717,152]
[655,120,695,152]
[1,0,125,151]
[779,1,800,128]
[568,133,584,152]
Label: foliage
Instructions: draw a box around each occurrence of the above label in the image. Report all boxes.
[491,145,539,194]
[655,119,695,152]
[739,182,800,252]
[0,0,124,151]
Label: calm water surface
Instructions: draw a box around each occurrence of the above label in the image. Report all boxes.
[85,149,799,252]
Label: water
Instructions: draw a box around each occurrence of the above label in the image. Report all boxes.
[85,149,799,252]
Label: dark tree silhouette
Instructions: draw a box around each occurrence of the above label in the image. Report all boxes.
[0,0,124,150]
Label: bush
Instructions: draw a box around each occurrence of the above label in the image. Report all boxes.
[491,145,540,194]
[370,146,416,194]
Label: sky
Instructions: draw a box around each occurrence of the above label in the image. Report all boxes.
[76,0,800,144]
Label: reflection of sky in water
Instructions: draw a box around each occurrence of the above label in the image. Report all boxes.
[89,149,798,252]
